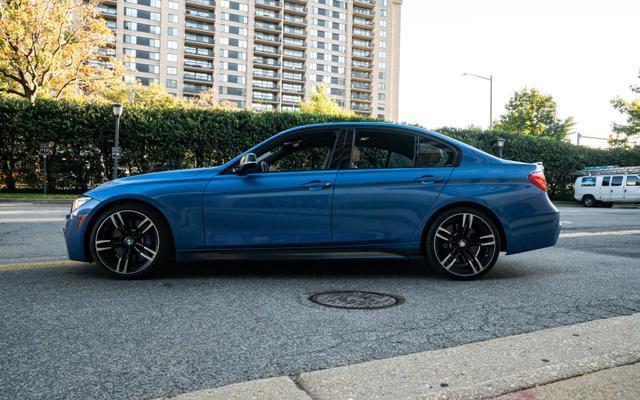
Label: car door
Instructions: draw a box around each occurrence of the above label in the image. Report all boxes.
[331,128,456,244]
[202,128,340,248]
[609,175,625,201]
[624,175,640,202]
[599,176,611,201]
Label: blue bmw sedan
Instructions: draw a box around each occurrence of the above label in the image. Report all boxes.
[64,123,560,280]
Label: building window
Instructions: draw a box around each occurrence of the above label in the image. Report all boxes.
[166,79,177,89]
[167,53,178,62]
[168,14,178,23]
[167,67,177,75]
[167,40,178,49]
[168,1,179,10]
[167,27,177,36]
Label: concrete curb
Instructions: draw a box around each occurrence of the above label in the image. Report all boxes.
[0,198,74,205]
[156,313,640,400]
[0,260,82,271]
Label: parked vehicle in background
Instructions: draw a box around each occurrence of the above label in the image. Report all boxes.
[574,167,640,207]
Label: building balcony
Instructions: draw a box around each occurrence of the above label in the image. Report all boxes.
[354,0,376,8]
[96,5,117,19]
[184,46,214,59]
[254,45,280,56]
[353,28,374,39]
[352,71,373,81]
[255,21,281,34]
[183,83,210,94]
[352,60,373,70]
[282,38,306,49]
[284,2,307,15]
[253,81,280,91]
[185,0,215,10]
[185,21,214,33]
[282,49,305,60]
[185,34,215,46]
[282,85,304,94]
[352,50,373,60]
[184,58,213,70]
[352,82,372,90]
[352,104,372,112]
[353,17,374,28]
[253,93,280,103]
[352,39,374,50]
[353,7,375,18]
[253,69,281,79]
[255,33,281,44]
[283,26,306,38]
[282,73,304,82]
[282,60,305,71]
[255,9,281,22]
[351,93,372,101]
[184,72,213,83]
[254,57,281,69]
[255,0,281,11]
[185,8,215,21]
[283,14,306,26]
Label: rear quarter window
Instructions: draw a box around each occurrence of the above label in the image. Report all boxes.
[581,177,596,187]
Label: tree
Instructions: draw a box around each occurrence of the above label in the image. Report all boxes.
[495,88,575,140]
[610,70,640,148]
[189,86,238,109]
[91,80,184,108]
[300,85,355,116]
[0,0,123,101]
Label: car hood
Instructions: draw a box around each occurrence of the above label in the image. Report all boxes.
[86,166,222,198]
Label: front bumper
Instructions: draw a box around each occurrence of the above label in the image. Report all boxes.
[63,198,101,261]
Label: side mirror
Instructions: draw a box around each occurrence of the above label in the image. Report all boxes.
[237,153,258,173]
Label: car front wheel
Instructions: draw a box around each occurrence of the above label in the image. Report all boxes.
[425,207,501,280]
[89,203,171,278]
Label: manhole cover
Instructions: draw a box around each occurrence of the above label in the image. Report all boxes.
[309,291,402,310]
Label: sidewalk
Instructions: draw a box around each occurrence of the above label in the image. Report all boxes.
[157,313,640,400]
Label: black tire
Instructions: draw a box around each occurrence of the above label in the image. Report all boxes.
[583,195,596,207]
[89,203,172,279]
[425,207,501,280]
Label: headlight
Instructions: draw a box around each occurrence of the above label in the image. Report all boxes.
[71,196,92,213]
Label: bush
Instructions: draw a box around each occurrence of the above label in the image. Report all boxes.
[1,96,639,199]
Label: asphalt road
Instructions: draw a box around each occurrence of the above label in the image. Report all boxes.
[0,203,639,400]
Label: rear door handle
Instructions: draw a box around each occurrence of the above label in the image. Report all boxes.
[415,175,445,184]
[302,180,332,190]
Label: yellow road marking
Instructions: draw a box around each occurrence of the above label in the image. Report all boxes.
[560,229,640,238]
[0,260,85,271]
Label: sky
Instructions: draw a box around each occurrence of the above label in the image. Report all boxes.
[398,0,640,147]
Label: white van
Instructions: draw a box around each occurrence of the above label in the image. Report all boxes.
[574,174,640,207]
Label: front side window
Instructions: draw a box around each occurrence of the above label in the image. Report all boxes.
[602,176,610,187]
[626,175,639,186]
[256,131,337,173]
[351,131,415,169]
[611,176,623,186]
[581,177,596,187]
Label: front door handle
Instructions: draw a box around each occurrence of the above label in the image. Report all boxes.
[415,175,445,184]
[302,180,332,190]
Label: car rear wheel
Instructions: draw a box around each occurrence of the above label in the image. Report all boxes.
[583,195,596,207]
[89,204,171,278]
[425,207,501,280]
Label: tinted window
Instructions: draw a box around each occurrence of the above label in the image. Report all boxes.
[417,137,457,167]
[611,176,623,186]
[351,131,415,169]
[627,175,639,186]
[581,177,596,187]
[256,131,336,172]
[602,176,610,187]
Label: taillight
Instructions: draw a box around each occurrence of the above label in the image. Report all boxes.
[528,171,547,192]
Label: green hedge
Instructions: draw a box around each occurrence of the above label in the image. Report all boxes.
[1,96,639,199]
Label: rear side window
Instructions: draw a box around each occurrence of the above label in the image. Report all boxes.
[602,176,610,187]
[351,131,415,169]
[417,137,457,167]
[627,176,639,186]
[611,176,623,186]
[581,177,596,187]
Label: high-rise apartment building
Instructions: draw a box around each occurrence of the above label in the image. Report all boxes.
[97,0,401,120]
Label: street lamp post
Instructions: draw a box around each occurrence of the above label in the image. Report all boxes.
[463,73,493,129]
[112,103,124,179]
[497,138,506,159]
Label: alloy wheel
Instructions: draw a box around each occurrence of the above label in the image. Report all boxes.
[432,212,497,277]
[94,210,160,275]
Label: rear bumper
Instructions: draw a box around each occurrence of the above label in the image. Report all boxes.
[505,210,560,254]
